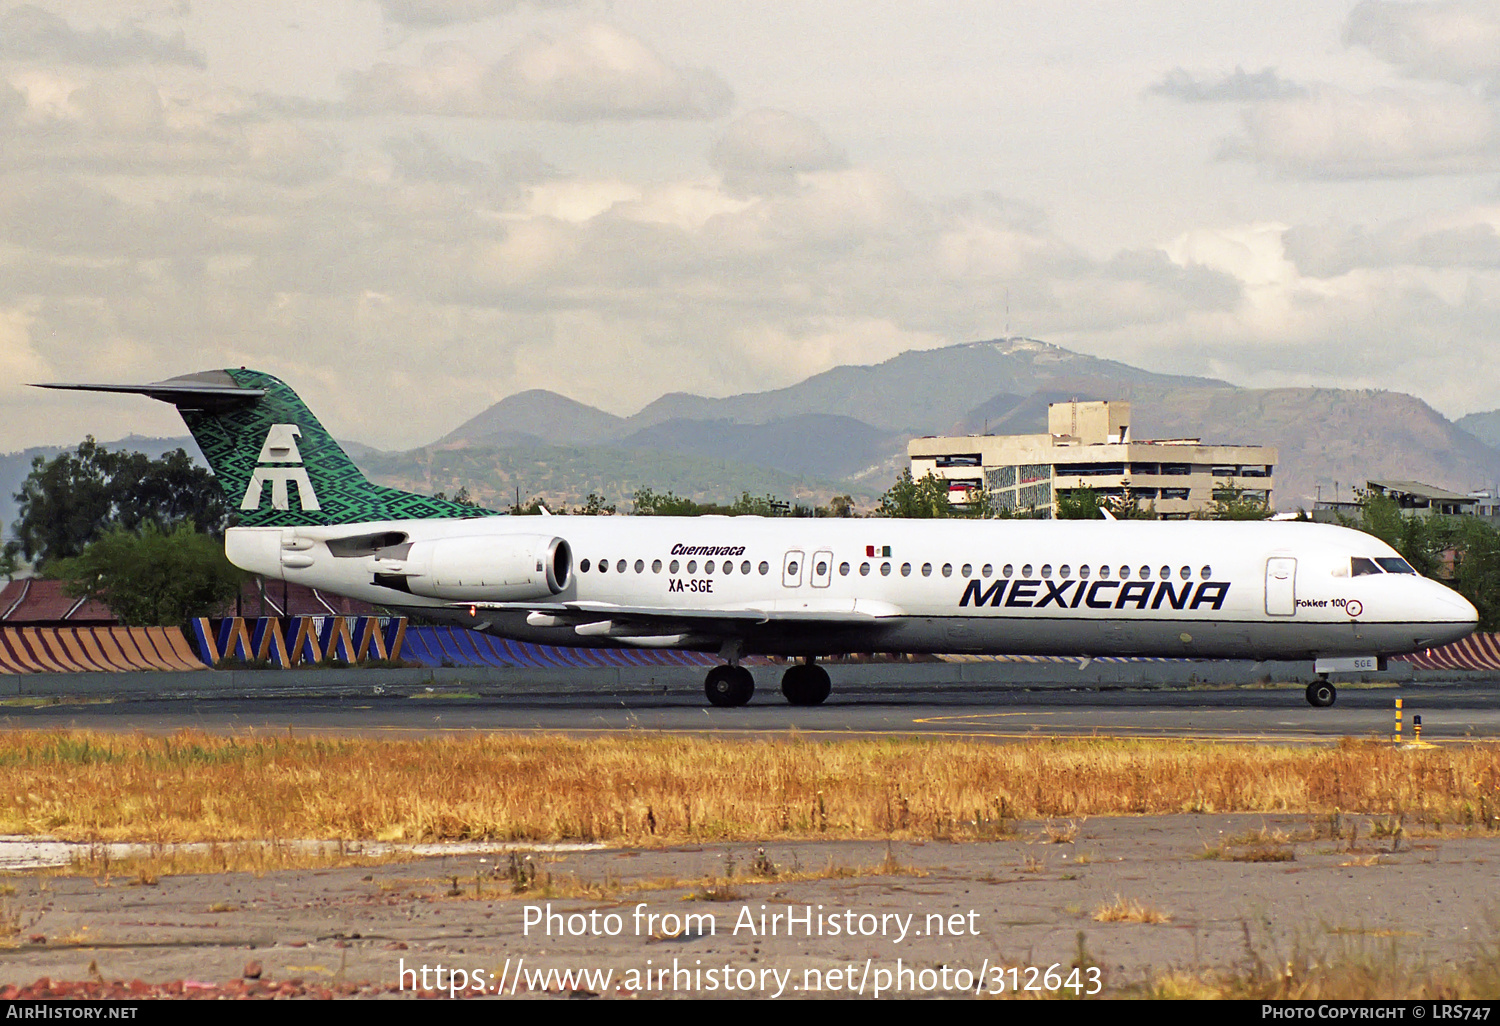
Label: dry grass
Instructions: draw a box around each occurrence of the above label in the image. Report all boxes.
[1092,894,1173,924]
[1138,928,1500,999]
[0,731,1498,846]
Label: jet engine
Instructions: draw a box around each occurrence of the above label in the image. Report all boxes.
[378,535,571,601]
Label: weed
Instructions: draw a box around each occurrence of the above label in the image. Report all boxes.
[1044,819,1080,844]
[1093,894,1172,924]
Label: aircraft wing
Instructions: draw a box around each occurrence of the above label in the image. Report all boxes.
[450,598,904,646]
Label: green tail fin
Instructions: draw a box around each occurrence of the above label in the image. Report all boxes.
[40,369,490,527]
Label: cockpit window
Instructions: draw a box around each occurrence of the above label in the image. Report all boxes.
[1351,557,1383,577]
[1376,557,1417,574]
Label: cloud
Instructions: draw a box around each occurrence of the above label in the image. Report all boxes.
[1149,66,1308,103]
[709,109,847,192]
[1230,86,1500,177]
[376,1,577,27]
[0,4,204,68]
[343,23,733,120]
[1345,0,1500,84]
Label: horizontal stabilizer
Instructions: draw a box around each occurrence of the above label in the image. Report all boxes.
[34,371,264,412]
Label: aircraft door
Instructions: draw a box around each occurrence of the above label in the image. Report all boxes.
[1265,557,1297,616]
[810,550,833,588]
[782,550,805,588]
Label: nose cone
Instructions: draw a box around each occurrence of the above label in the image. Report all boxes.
[1427,581,1479,645]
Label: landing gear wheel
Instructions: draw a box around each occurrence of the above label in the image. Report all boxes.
[1306,679,1337,708]
[705,665,755,707]
[781,663,832,706]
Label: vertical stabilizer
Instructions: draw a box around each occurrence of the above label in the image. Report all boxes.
[37,369,490,527]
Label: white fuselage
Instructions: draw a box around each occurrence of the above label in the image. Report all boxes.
[225,516,1478,661]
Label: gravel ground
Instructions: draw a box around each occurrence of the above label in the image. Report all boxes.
[1,814,1495,999]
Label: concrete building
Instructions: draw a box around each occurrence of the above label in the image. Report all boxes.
[908,400,1276,518]
[1313,481,1494,523]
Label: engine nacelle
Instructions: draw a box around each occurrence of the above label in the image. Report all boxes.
[394,535,571,601]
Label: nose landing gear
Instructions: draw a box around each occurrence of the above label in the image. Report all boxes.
[1306,676,1337,708]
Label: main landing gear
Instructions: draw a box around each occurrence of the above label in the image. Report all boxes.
[781,659,831,706]
[1305,676,1337,708]
[705,664,755,707]
[702,658,833,708]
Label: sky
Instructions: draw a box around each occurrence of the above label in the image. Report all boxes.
[4,0,1500,450]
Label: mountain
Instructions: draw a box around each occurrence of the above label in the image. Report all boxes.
[440,389,626,447]
[625,338,1227,433]
[390,337,1500,510]
[1457,409,1500,451]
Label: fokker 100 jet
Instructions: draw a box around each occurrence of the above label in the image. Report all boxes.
[42,370,1478,708]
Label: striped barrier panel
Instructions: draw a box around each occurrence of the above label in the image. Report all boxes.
[188,616,408,667]
[0,627,208,674]
[1395,633,1500,671]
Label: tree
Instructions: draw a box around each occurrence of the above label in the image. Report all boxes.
[52,522,248,627]
[1056,487,1103,520]
[6,438,231,570]
[572,493,617,515]
[1201,485,1274,521]
[875,470,1007,518]
[1453,516,1500,632]
[632,488,704,516]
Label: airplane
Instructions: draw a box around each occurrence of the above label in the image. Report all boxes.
[40,369,1478,709]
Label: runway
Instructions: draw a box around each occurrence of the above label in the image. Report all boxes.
[3,678,1498,742]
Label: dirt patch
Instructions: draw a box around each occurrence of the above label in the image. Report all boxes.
[0,814,1495,998]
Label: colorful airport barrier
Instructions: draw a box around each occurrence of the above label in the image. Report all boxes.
[189,616,408,667]
[1395,633,1500,671]
[0,626,208,674]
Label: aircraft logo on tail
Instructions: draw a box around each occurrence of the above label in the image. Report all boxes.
[240,424,321,511]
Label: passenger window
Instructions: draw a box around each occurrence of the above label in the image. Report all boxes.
[1118,566,1130,580]
[839,562,851,576]
[942,563,953,577]
[1139,566,1150,580]
[741,560,751,574]
[687,560,697,573]
[860,562,871,576]
[881,562,892,576]
[724,560,734,575]
[759,561,770,575]
[1060,565,1071,579]
[1351,557,1383,577]
[1003,564,1014,578]
[1021,564,1033,578]
[921,563,932,577]
[616,559,627,573]
[1041,565,1052,579]
[1159,566,1170,580]
[1179,566,1190,580]
[1099,566,1110,579]
[981,564,992,578]
[1200,566,1212,580]
[600,559,609,573]
[1079,565,1090,580]
[652,559,662,573]
[580,559,591,573]
[706,560,716,574]
[901,563,912,577]
[670,559,680,574]
[961,564,972,578]
[634,559,644,573]
[787,561,798,575]
[816,560,828,576]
